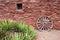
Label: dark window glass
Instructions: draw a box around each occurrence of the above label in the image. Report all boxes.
[17,4,22,9]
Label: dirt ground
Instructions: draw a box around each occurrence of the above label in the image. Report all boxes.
[35,30,60,40]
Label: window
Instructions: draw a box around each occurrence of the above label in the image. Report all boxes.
[17,3,22,9]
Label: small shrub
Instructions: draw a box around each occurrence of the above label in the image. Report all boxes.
[16,21,29,32]
[0,20,36,40]
[0,19,15,38]
[16,21,36,40]
[0,20,8,37]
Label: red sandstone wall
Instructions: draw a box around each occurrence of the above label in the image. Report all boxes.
[0,0,60,29]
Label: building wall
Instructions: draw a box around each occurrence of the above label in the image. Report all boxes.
[0,0,60,29]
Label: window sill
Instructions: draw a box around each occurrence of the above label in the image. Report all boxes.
[16,9,24,13]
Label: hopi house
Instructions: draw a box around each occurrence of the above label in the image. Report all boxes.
[0,0,60,30]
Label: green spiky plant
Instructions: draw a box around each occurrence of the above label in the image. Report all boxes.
[0,20,36,40]
[0,19,15,39]
[16,21,29,32]
[15,21,36,40]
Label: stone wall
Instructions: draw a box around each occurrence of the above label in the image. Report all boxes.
[0,0,60,29]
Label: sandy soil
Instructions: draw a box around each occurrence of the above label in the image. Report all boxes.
[35,30,60,40]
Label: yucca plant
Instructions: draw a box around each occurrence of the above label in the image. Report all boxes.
[4,32,24,40]
[16,21,28,32]
[0,19,15,38]
[0,20,36,40]
[0,20,8,38]
[27,27,36,40]
[0,19,15,30]
[23,26,36,40]
[16,21,36,40]
[6,19,15,30]
[11,32,19,40]
[4,35,11,40]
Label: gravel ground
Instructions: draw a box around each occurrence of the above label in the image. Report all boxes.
[35,30,60,40]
